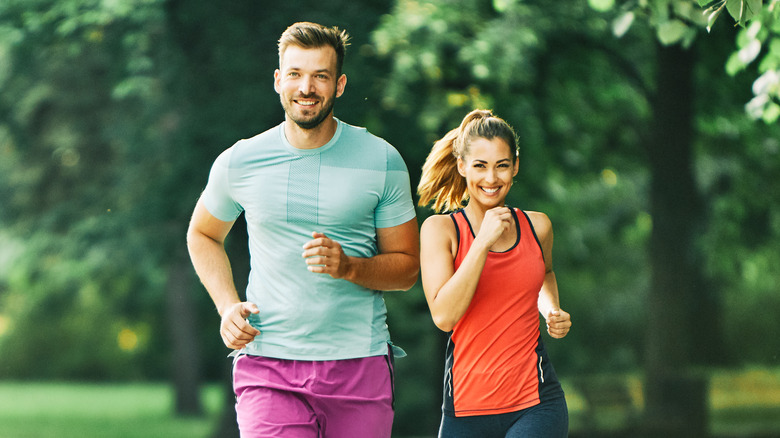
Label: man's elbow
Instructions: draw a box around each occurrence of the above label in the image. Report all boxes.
[186,224,218,255]
[398,259,420,291]
[186,224,202,253]
[398,270,419,291]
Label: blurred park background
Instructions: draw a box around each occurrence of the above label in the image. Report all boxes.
[1,0,780,437]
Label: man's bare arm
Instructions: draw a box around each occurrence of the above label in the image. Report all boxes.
[186,198,259,349]
[302,218,420,291]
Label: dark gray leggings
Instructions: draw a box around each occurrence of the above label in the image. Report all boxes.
[438,396,569,438]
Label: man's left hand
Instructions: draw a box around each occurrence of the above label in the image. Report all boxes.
[302,231,350,279]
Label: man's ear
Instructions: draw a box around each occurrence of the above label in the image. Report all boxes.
[273,69,281,94]
[336,74,347,98]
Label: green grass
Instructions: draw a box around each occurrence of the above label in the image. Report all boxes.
[1,368,779,437]
[709,367,780,437]
[0,382,224,438]
[563,367,780,436]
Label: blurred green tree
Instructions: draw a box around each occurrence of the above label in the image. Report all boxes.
[598,0,780,434]
[0,0,437,435]
[0,0,172,379]
[1,0,778,436]
[373,0,780,436]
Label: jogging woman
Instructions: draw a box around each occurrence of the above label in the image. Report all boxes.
[418,109,571,437]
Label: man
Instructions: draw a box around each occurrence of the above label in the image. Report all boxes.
[186,22,419,438]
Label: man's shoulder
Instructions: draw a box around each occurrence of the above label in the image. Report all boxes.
[223,124,284,163]
[336,120,408,169]
[338,119,392,149]
[235,124,283,149]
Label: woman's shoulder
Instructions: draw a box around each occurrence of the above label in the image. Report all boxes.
[522,210,550,223]
[421,212,460,239]
[522,210,552,241]
[421,213,459,256]
[422,212,456,229]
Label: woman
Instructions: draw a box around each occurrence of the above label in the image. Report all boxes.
[418,109,571,437]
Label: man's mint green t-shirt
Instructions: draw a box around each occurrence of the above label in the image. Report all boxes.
[201,119,416,360]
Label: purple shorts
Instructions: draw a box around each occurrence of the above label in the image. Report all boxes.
[232,353,395,438]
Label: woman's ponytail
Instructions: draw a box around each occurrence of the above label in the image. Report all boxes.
[418,109,514,213]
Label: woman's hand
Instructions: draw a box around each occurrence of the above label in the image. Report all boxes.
[545,309,572,339]
[474,207,513,249]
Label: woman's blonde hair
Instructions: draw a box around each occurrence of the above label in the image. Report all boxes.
[417,109,518,212]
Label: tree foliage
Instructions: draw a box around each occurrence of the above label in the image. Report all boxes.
[374,2,780,434]
[0,0,779,434]
[0,0,171,379]
[603,0,780,122]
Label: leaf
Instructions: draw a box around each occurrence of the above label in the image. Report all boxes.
[726,0,764,27]
[697,0,722,6]
[726,51,747,75]
[492,0,514,13]
[752,70,780,95]
[613,11,635,38]
[588,0,615,13]
[705,3,725,32]
[738,39,762,64]
[725,0,744,23]
[743,0,763,22]
[761,100,780,123]
[657,19,689,45]
[745,94,769,118]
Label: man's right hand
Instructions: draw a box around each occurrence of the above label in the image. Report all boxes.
[220,302,261,350]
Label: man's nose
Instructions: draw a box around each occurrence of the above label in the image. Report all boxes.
[299,76,315,94]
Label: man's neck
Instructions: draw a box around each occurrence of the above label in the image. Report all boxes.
[284,116,338,150]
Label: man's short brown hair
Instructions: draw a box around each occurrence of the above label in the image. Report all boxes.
[278,22,351,75]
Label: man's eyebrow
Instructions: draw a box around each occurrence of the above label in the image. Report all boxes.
[284,66,333,73]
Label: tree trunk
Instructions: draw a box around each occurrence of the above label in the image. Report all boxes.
[641,41,708,437]
[167,249,203,416]
[212,374,240,438]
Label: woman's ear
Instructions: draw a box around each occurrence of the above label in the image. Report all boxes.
[457,157,466,177]
[513,157,519,177]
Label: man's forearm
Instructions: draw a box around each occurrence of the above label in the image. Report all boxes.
[344,252,419,291]
[187,231,241,316]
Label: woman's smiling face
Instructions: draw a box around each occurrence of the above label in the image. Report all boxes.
[457,137,518,209]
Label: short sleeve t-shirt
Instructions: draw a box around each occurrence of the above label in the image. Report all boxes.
[201,119,416,360]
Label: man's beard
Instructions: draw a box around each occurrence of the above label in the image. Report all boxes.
[282,92,336,130]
